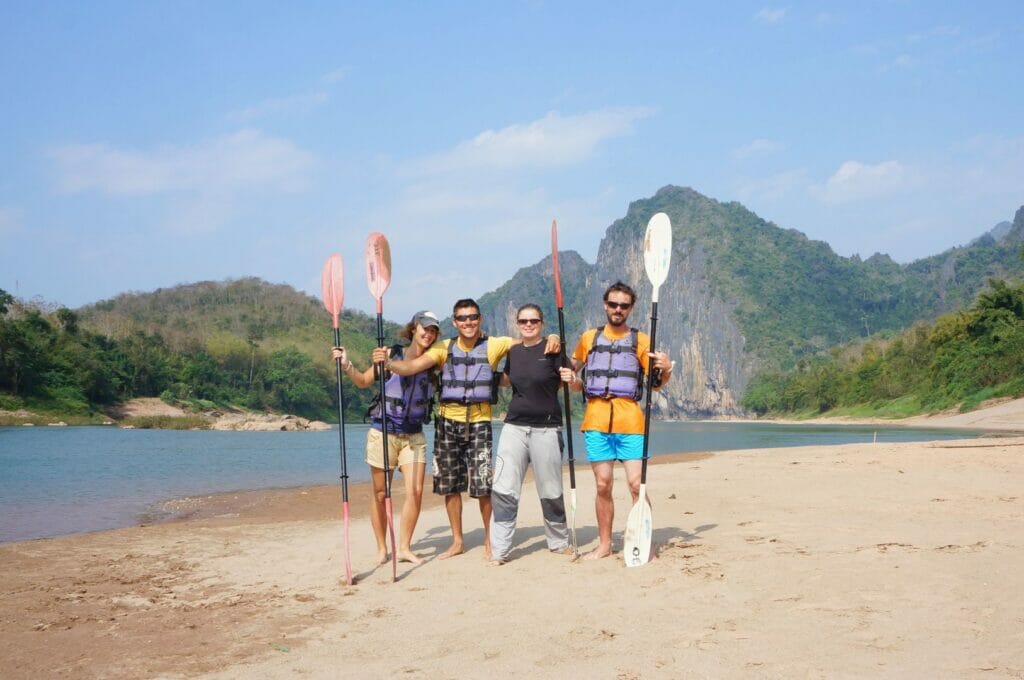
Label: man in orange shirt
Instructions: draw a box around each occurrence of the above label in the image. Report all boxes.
[560,281,673,560]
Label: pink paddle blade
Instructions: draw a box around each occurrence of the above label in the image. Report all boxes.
[320,253,344,328]
[364,232,392,312]
[551,220,563,308]
[342,501,353,585]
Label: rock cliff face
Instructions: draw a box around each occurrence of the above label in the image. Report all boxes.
[477,186,1024,418]
[583,192,751,417]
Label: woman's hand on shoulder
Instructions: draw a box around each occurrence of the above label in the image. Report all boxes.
[543,334,561,355]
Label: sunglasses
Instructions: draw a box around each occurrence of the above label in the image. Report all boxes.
[454,313,481,322]
[516,318,542,326]
[605,301,632,310]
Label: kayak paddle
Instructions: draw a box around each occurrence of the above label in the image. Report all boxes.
[365,231,398,582]
[320,253,353,586]
[551,219,579,560]
[624,212,672,567]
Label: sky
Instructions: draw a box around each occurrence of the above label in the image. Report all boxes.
[2,2,1023,324]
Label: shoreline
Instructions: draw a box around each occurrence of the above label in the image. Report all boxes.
[144,450,715,535]
[9,394,1024,433]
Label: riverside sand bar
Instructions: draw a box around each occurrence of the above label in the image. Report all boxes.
[2,402,1023,678]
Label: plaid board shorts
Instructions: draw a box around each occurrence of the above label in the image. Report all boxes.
[432,417,493,497]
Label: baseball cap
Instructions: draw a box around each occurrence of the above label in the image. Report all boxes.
[412,310,440,329]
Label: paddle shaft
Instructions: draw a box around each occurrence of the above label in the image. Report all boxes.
[374,313,393,498]
[332,327,350,502]
[639,299,659,485]
[556,308,577,489]
[550,220,577,489]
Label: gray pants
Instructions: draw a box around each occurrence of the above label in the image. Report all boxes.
[489,424,569,560]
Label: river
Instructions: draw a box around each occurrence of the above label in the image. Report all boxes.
[0,421,982,542]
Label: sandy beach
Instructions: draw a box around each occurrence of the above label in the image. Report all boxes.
[2,403,1024,679]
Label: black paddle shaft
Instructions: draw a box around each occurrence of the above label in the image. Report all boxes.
[556,308,577,490]
[332,327,350,502]
[640,300,659,485]
[375,313,393,498]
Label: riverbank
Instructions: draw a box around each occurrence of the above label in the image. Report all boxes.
[1,397,331,431]
[2,405,1022,677]
[728,396,1024,434]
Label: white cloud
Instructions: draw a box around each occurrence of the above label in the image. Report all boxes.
[226,91,329,122]
[755,7,787,24]
[823,160,910,203]
[50,130,314,196]
[321,67,351,84]
[908,25,961,43]
[881,54,916,72]
[408,108,653,176]
[733,138,785,159]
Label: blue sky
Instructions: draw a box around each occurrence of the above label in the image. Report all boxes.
[2,2,1022,324]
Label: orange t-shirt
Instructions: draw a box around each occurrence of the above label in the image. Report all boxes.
[572,326,652,434]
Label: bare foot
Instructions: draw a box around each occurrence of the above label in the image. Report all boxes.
[397,549,424,565]
[483,544,493,562]
[376,549,388,565]
[487,558,506,567]
[582,546,612,561]
[437,543,464,560]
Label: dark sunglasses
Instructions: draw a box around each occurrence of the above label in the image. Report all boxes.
[516,318,542,326]
[454,313,481,322]
[605,301,632,310]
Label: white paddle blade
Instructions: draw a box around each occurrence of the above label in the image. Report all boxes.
[623,484,653,567]
[320,253,344,322]
[643,213,672,302]
[364,232,392,301]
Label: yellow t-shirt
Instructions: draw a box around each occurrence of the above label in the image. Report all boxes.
[572,326,652,434]
[426,335,515,423]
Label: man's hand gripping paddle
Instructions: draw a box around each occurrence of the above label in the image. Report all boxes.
[551,220,579,560]
[320,253,353,586]
[365,232,398,583]
[623,212,672,567]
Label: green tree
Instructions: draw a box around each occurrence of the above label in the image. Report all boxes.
[264,346,330,418]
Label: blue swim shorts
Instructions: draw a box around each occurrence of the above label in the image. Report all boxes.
[583,431,645,462]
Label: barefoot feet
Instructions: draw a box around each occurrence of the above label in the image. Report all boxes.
[437,543,464,560]
[397,549,424,565]
[581,545,612,561]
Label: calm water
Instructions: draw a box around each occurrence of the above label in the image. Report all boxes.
[0,421,982,543]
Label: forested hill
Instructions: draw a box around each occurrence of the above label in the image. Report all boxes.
[79,277,392,356]
[0,278,399,423]
[476,187,1024,417]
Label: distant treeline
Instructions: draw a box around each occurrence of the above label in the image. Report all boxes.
[0,283,389,422]
[741,279,1024,417]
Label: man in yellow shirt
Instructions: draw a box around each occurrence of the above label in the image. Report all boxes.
[380,298,558,560]
[559,281,673,560]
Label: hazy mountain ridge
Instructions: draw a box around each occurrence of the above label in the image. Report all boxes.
[57,193,1024,420]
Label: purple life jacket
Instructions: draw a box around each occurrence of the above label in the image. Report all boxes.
[440,336,493,404]
[583,326,644,401]
[372,360,435,430]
